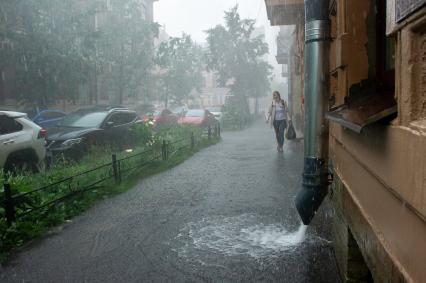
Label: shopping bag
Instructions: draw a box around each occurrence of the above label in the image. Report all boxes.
[285,120,296,140]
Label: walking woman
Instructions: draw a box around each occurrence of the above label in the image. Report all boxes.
[266,91,289,152]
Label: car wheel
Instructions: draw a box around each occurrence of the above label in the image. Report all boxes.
[4,158,38,174]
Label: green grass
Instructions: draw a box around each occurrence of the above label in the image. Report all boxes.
[0,126,220,263]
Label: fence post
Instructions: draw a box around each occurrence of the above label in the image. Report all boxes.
[112,154,119,184]
[117,160,122,183]
[4,183,15,227]
[191,132,195,149]
[208,125,211,139]
[162,139,166,160]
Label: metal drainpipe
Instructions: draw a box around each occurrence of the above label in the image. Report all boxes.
[295,0,331,225]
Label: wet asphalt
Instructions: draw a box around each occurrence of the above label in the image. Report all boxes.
[0,120,341,283]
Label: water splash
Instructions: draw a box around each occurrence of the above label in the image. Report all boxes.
[175,214,309,260]
[242,223,307,249]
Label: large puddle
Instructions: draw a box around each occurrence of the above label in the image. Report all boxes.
[173,214,326,261]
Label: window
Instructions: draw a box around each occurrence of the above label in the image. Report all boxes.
[121,113,136,124]
[107,113,122,125]
[41,111,65,119]
[325,0,397,133]
[0,115,23,135]
[161,109,172,116]
[376,0,395,93]
[107,112,135,126]
[106,0,112,11]
[58,111,108,128]
[141,3,147,20]
[185,110,205,117]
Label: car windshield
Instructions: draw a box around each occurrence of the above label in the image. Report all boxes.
[207,107,221,113]
[172,107,186,113]
[57,111,108,128]
[185,110,204,117]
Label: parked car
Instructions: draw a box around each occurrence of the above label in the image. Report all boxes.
[178,109,218,127]
[0,111,47,172]
[30,109,67,128]
[171,106,188,117]
[143,109,179,129]
[46,107,138,158]
[206,106,223,125]
[134,104,156,121]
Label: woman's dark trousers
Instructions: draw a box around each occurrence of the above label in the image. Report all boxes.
[273,119,287,147]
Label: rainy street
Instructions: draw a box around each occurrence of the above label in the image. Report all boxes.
[0,121,340,282]
[2,0,425,280]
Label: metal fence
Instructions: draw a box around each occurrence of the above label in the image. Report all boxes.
[2,124,220,227]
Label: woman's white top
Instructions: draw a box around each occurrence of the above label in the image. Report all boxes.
[274,103,286,121]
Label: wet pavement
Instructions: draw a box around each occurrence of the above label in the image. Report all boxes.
[0,120,341,282]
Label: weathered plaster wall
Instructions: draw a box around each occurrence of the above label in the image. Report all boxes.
[330,1,426,282]
[399,15,426,125]
[331,174,409,282]
[330,123,426,282]
[333,0,371,105]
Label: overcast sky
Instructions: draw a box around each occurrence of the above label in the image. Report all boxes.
[153,0,284,82]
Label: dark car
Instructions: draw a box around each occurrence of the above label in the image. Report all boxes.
[31,110,67,128]
[47,107,138,157]
[178,109,218,127]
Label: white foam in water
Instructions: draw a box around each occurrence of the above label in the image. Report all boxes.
[175,214,308,259]
[243,223,307,249]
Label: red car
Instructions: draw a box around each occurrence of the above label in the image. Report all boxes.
[142,109,178,129]
[178,109,218,127]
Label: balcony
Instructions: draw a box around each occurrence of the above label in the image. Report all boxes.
[276,52,289,64]
[281,64,289,77]
[276,31,290,65]
[264,0,304,26]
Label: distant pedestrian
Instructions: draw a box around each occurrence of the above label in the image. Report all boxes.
[266,91,289,152]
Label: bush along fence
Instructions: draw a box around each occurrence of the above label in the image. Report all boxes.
[1,124,220,229]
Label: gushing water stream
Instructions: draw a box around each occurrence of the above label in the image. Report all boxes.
[174,214,309,261]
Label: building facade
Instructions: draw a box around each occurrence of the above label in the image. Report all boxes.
[265,0,426,282]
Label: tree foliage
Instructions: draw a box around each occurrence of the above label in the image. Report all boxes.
[155,34,203,108]
[0,0,158,106]
[205,5,272,98]
[96,0,159,104]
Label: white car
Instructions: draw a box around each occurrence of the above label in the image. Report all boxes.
[0,111,47,172]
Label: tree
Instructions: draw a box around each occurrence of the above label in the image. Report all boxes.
[0,0,158,107]
[205,6,272,126]
[0,0,93,106]
[156,34,203,108]
[95,0,159,105]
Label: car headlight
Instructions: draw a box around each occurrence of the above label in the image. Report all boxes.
[62,138,83,147]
